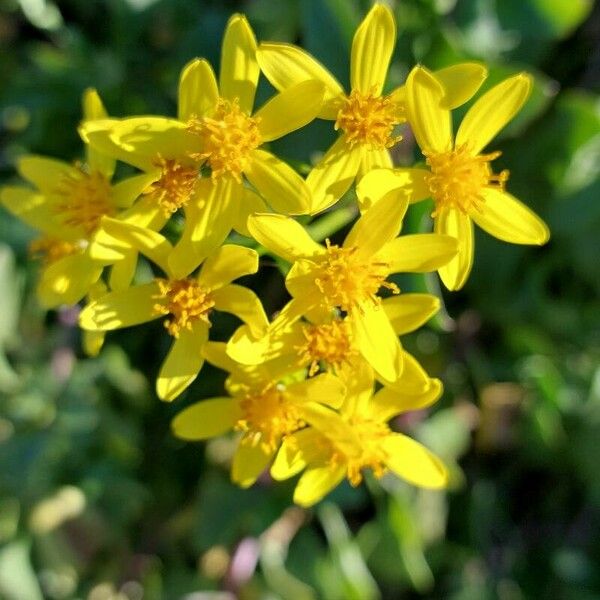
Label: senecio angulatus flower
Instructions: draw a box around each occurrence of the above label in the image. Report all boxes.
[0,3,551,507]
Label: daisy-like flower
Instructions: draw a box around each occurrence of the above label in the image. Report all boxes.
[0,89,159,307]
[79,218,268,402]
[358,66,550,290]
[172,342,346,488]
[257,3,487,214]
[247,192,458,382]
[271,363,448,507]
[82,14,325,275]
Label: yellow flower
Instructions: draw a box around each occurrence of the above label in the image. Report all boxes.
[171,342,346,488]
[358,66,550,290]
[0,89,159,307]
[247,192,458,382]
[257,3,487,213]
[271,364,448,507]
[81,14,325,274]
[79,218,268,402]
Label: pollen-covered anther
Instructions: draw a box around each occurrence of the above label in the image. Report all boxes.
[314,240,398,312]
[153,278,214,337]
[425,144,510,216]
[296,319,357,376]
[335,89,404,149]
[236,385,304,452]
[187,98,262,181]
[54,164,114,236]
[144,157,198,216]
[29,237,81,266]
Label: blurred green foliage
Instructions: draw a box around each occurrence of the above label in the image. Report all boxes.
[1,0,599,598]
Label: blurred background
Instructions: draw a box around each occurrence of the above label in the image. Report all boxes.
[1,0,599,598]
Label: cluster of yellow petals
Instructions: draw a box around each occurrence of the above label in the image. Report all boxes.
[144,157,199,216]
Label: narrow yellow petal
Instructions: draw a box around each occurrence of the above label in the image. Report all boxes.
[257,42,345,120]
[245,149,311,215]
[381,233,458,273]
[374,377,443,419]
[382,293,440,335]
[255,80,325,142]
[82,280,108,357]
[306,136,363,214]
[172,397,239,440]
[247,213,324,262]
[79,282,160,331]
[17,156,77,194]
[351,302,403,382]
[226,325,269,366]
[110,171,160,209]
[197,244,259,290]
[287,373,346,410]
[285,261,322,302]
[356,167,431,211]
[231,187,268,237]
[178,58,218,122]
[350,4,396,95]
[434,62,488,109]
[220,14,259,113]
[157,321,208,402]
[435,208,474,291]
[358,147,393,178]
[382,434,449,489]
[405,66,452,154]
[271,430,316,481]
[294,464,346,507]
[82,88,116,179]
[472,188,550,245]
[109,250,138,291]
[456,73,532,154]
[232,442,272,488]
[211,284,268,338]
[376,350,432,395]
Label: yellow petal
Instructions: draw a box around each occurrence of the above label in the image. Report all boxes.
[351,302,403,382]
[285,261,322,302]
[37,254,102,308]
[247,213,323,262]
[108,250,137,291]
[168,178,236,279]
[172,397,240,440]
[472,188,550,245]
[376,350,432,395]
[434,62,488,109]
[83,330,105,358]
[79,282,160,330]
[157,321,209,402]
[405,66,452,154]
[271,429,322,481]
[17,156,77,193]
[294,464,346,507]
[257,42,345,120]
[350,4,396,95]
[118,195,168,229]
[110,171,160,208]
[231,187,268,237]
[358,147,393,178]
[211,284,268,338]
[287,373,346,410]
[343,188,408,257]
[226,325,270,366]
[337,358,376,417]
[255,80,325,142]
[306,136,363,214]
[456,73,532,154]
[82,89,116,179]
[197,244,259,290]
[381,233,458,273]
[435,208,473,291]
[382,434,449,488]
[220,14,259,113]
[382,293,440,335]
[373,377,443,420]
[203,341,247,377]
[231,442,272,488]
[356,167,432,211]
[178,58,218,122]
[245,149,311,215]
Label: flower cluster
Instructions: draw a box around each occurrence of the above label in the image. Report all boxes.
[1,5,549,506]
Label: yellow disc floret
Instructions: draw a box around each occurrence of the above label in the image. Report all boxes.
[143,157,199,216]
[187,98,262,182]
[236,385,304,452]
[335,89,404,149]
[29,237,81,266]
[54,165,113,237]
[314,240,398,312]
[425,144,509,216]
[153,278,214,337]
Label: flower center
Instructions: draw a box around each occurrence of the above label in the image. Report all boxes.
[335,89,404,149]
[314,240,398,312]
[153,278,214,337]
[425,144,509,216]
[143,157,199,216]
[296,319,357,376]
[236,385,304,452]
[54,165,113,237]
[29,237,81,266]
[187,98,262,181]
